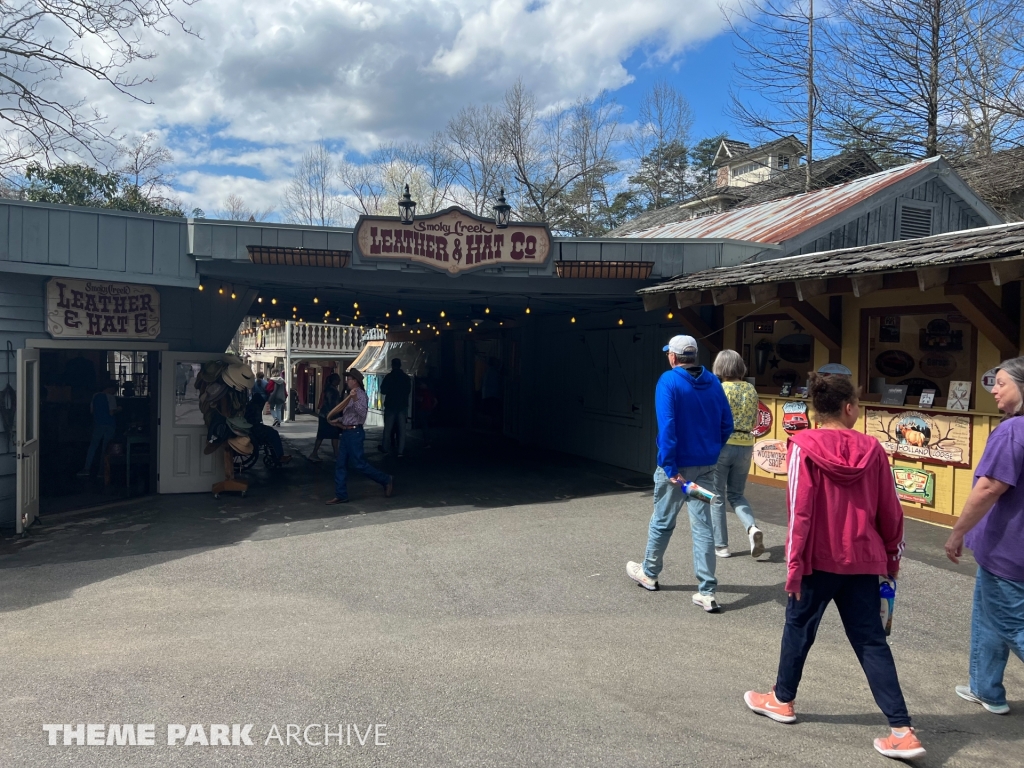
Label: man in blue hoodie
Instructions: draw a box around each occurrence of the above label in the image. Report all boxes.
[627,335,734,612]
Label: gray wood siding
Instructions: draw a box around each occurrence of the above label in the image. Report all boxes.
[791,179,986,256]
[0,273,48,527]
[191,220,354,260]
[0,202,194,284]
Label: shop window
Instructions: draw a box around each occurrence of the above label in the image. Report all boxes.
[865,309,975,407]
[739,316,814,392]
[108,351,149,397]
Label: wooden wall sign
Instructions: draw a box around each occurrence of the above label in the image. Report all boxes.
[864,407,972,468]
[753,439,789,474]
[892,466,936,506]
[46,278,161,339]
[354,207,552,275]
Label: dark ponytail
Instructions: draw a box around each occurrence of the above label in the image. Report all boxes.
[809,372,858,419]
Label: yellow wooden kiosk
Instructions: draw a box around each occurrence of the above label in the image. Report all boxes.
[639,222,1024,526]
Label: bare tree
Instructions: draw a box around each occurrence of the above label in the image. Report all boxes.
[823,0,1024,160]
[0,0,196,181]
[114,132,182,210]
[337,155,388,217]
[725,0,822,192]
[215,193,273,221]
[625,81,693,208]
[283,141,342,226]
[445,103,508,215]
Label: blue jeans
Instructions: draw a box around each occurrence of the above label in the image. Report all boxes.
[969,566,1024,707]
[334,427,391,500]
[270,402,284,423]
[82,423,115,475]
[643,465,718,595]
[711,444,757,548]
[775,571,911,727]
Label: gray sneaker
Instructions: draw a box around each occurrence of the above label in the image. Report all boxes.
[956,685,1010,714]
[748,526,765,557]
[692,593,720,612]
[626,561,658,591]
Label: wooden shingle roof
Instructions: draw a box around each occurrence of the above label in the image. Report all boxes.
[638,221,1024,295]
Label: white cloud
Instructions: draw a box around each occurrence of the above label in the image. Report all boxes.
[49,0,736,212]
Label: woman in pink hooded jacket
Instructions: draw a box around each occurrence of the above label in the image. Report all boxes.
[743,373,925,761]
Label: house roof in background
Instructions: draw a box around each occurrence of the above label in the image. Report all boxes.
[952,147,1024,222]
[610,151,883,238]
[613,157,942,244]
[638,221,1024,295]
[723,135,805,168]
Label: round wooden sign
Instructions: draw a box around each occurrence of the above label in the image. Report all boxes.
[918,352,957,378]
[753,439,789,475]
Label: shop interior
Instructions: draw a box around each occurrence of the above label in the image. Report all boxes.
[38,348,158,515]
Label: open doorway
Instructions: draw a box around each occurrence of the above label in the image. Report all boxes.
[38,348,158,515]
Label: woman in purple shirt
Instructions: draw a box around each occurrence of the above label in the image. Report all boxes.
[945,358,1024,715]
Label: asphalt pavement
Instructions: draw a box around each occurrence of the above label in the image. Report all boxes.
[1,417,1021,767]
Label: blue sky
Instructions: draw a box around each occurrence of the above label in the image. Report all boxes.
[69,0,758,218]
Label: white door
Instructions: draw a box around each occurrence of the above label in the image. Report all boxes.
[158,351,223,493]
[16,348,40,533]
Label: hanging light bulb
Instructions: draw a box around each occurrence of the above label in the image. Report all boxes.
[261,313,266,318]
[354,302,359,309]
[385,312,390,318]
[446,321,451,327]
[198,283,204,291]
[258,296,262,303]
[292,306,298,313]
[485,306,490,314]
[230,290,237,300]
[571,316,576,323]
[525,301,531,315]
[218,285,225,295]
[271,298,277,305]
[618,316,624,326]
[313,293,319,304]
[416,318,421,323]
[667,311,674,319]
[324,309,330,316]
[397,309,403,316]
[440,310,446,318]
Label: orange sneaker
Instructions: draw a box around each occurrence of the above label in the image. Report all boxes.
[743,688,796,723]
[874,728,926,760]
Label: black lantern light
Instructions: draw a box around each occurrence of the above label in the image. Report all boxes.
[398,184,417,225]
[493,188,511,229]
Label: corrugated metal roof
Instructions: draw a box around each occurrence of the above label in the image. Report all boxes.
[626,157,941,244]
[638,221,1024,295]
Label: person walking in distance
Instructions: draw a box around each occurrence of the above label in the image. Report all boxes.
[309,372,342,463]
[711,350,765,558]
[944,358,1024,716]
[325,368,393,504]
[379,358,411,457]
[744,374,924,761]
[268,370,287,426]
[76,379,120,478]
[626,335,733,613]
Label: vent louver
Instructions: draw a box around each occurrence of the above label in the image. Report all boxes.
[898,205,933,240]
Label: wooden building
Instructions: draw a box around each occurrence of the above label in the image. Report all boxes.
[638,222,1024,525]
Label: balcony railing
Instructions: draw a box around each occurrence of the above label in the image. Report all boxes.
[238,320,364,358]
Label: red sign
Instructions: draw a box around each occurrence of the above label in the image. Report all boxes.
[752,401,773,438]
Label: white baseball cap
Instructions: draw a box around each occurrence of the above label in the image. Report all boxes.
[663,334,698,357]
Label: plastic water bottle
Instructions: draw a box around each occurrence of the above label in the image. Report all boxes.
[681,481,716,503]
[879,578,897,636]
